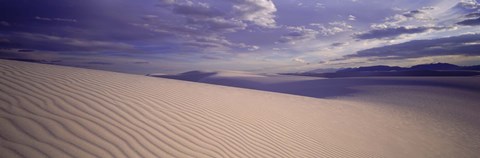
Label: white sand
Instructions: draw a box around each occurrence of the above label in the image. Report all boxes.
[1,59,480,158]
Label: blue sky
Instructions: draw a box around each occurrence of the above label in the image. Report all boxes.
[1,0,480,74]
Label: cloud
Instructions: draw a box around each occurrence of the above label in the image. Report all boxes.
[133,61,150,64]
[456,0,480,10]
[200,55,223,60]
[456,6,480,26]
[158,0,277,29]
[402,10,423,18]
[457,10,480,26]
[0,0,276,54]
[348,15,356,21]
[233,0,278,28]
[345,33,480,59]
[152,1,246,35]
[292,57,307,64]
[192,17,247,32]
[1,0,160,43]
[183,35,258,51]
[17,49,35,52]
[164,1,248,33]
[458,17,480,25]
[34,16,52,21]
[357,1,477,40]
[465,12,480,18]
[365,7,436,34]
[84,61,114,65]
[330,42,349,47]
[400,7,434,21]
[310,21,353,36]
[354,26,449,40]
[355,26,428,39]
[315,3,325,9]
[172,2,223,17]
[35,16,77,22]
[145,0,276,50]
[278,26,318,44]
[0,21,10,26]
[0,38,9,43]
[2,0,480,73]
[1,32,134,52]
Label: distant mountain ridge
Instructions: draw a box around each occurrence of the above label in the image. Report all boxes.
[286,63,480,78]
[337,63,480,72]
[336,65,404,73]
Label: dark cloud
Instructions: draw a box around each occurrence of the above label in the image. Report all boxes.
[0,49,29,59]
[402,10,425,18]
[84,61,114,65]
[329,61,367,66]
[0,0,160,56]
[330,42,349,47]
[17,49,35,52]
[310,21,353,36]
[0,48,62,64]
[465,12,480,18]
[1,33,134,52]
[278,26,318,44]
[0,0,155,41]
[35,16,77,23]
[457,11,480,26]
[200,55,223,60]
[133,61,149,64]
[1,58,63,64]
[345,34,480,59]
[0,21,10,26]
[400,7,434,20]
[355,26,432,40]
[458,17,480,25]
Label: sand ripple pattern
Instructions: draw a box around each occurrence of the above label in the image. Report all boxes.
[0,60,377,158]
[2,59,479,158]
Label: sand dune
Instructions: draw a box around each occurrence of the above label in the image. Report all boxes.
[159,70,480,98]
[1,59,480,158]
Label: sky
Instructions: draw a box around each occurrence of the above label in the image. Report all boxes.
[1,0,480,74]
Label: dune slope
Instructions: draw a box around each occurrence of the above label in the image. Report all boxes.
[1,59,479,158]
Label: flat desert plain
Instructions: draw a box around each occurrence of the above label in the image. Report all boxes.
[1,59,480,158]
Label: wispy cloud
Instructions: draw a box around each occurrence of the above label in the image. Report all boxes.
[346,33,480,59]
[1,32,134,52]
[310,21,353,36]
[0,21,10,26]
[355,26,450,40]
[35,16,77,23]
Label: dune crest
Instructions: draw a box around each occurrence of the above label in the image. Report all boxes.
[1,59,479,158]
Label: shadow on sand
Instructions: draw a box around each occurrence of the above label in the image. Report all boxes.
[159,75,480,99]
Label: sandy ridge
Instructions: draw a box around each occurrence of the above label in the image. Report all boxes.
[0,60,376,158]
[2,59,479,158]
